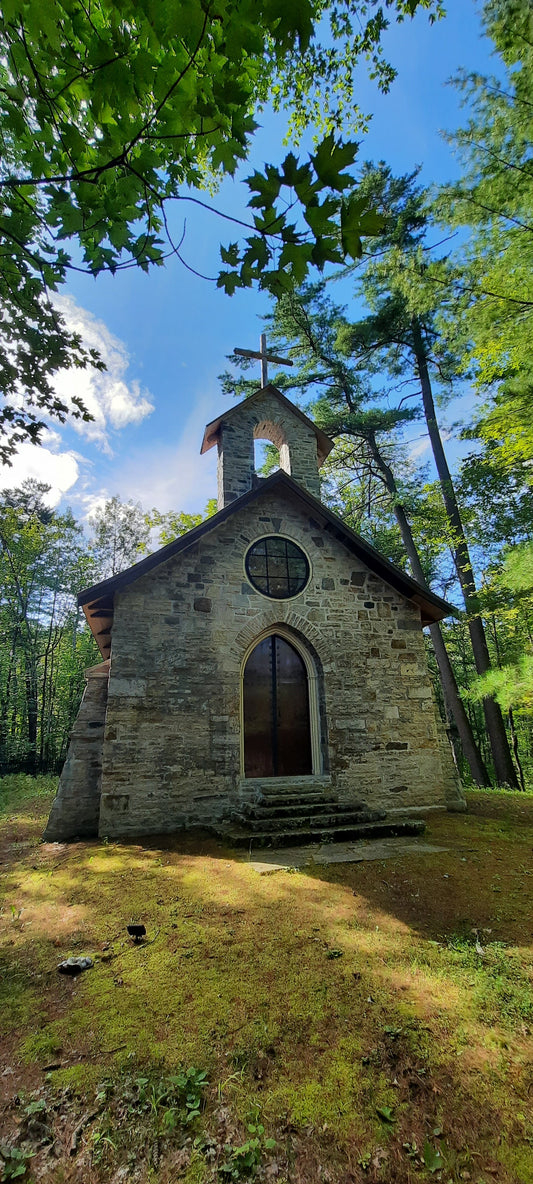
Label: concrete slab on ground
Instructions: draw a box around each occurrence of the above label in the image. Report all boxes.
[245,836,448,873]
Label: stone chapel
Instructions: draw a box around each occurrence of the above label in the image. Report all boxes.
[44,381,465,844]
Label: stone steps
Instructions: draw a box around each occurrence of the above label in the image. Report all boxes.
[240,798,361,820]
[209,778,425,850]
[250,792,339,809]
[234,808,385,832]
[218,817,426,849]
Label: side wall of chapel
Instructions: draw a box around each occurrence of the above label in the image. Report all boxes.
[98,488,457,838]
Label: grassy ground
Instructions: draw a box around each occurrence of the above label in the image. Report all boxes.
[1,776,533,1184]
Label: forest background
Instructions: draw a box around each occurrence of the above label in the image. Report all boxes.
[1,0,532,790]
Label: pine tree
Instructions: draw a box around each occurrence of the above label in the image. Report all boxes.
[336,164,518,786]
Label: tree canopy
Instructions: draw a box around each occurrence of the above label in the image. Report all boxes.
[0,0,442,460]
[437,0,533,468]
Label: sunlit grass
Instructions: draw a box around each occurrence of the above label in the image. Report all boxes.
[0,783,532,1182]
[0,773,57,816]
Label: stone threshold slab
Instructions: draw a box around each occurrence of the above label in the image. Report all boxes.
[245,836,448,873]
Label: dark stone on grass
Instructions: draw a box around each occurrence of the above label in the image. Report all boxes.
[57,956,93,976]
[127,923,146,941]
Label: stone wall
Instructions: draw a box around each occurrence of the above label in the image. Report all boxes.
[44,661,109,841]
[98,487,457,838]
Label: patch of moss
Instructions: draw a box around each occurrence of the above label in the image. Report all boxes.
[497,1141,533,1184]
[179,1151,211,1184]
[51,1063,103,1094]
[2,783,533,1184]
[0,968,37,1032]
[20,1025,64,1064]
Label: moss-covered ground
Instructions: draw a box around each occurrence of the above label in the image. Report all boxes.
[1,775,533,1183]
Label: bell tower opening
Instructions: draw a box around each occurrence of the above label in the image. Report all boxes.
[253,438,280,478]
[200,371,334,509]
[253,416,290,482]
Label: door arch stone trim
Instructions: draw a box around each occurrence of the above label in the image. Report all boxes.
[230,609,323,661]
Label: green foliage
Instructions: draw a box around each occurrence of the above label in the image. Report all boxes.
[0,0,441,456]
[0,1145,34,1179]
[435,0,533,497]
[218,135,385,296]
[219,1122,276,1180]
[148,499,217,547]
[0,774,57,816]
[437,0,533,392]
[88,495,151,578]
[84,1066,209,1167]
[375,1105,395,1123]
[130,1067,208,1128]
[470,542,533,713]
[0,482,216,776]
[0,480,99,773]
[89,1127,117,1165]
[422,1140,444,1172]
[444,937,533,1026]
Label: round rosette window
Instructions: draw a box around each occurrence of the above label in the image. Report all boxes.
[245,536,310,599]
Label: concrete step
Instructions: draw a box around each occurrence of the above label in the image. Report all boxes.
[215,818,426,849]
[255,791,335,806]
[243,798,341,818]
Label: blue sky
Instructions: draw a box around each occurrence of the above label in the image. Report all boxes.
[6,0,497,521]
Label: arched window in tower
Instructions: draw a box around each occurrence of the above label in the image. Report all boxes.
[253,417,292,480]
[253,437,280,477]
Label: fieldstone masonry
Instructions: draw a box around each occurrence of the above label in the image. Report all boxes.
[44,661,109,841]
[96,487,464,837]
[45,384,465,842]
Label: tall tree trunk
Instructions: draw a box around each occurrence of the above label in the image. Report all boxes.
[366,430,491,787]
[24,653,38,773]
[0,624,20,771]
[411,318,518,787]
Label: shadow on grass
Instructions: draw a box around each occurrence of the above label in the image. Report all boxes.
[1,789,532,1182]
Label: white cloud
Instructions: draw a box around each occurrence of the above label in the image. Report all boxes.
[0,430,82,508]
[0,297,156,507]
[408,424,454,467]
[408,434,431,462]
[52,294,154,452]
[106,391,219,515]
[80,492,110,522]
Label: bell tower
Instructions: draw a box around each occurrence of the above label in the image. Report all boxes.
[201,384,334,509]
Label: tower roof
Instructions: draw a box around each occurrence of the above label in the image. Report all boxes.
[200,384,335,467]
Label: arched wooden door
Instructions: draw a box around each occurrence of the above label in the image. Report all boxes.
[243,634,312,777]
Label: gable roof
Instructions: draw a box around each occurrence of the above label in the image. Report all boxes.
[79,471,456,660]
[200,384,335,467]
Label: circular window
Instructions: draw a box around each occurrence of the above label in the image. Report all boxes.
[245,536,310,599]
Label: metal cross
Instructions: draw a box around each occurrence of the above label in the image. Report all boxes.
[234,333,293,388]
